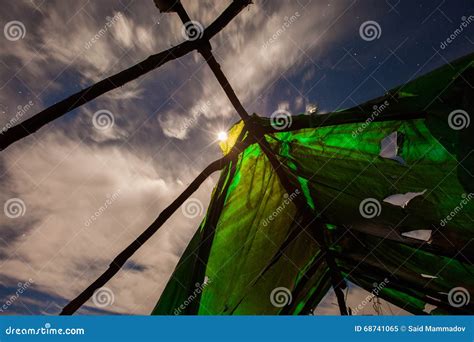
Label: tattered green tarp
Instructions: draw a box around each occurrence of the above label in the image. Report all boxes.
[153,52,474,315]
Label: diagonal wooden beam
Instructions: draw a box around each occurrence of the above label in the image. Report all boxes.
[59,139,247,315]
[175,2,348,315]
[0,0,252,151]
[173,1,306,210]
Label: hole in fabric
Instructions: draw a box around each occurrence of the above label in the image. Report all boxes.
[401,229,432,242]
[423,303,437,314]
[383,189,427,208]
[379,131,405,164]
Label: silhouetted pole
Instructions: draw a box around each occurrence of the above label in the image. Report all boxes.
[60,0,348,316]
[173,1,348,315]
[0,0,252,151]
[58,0,252,315]
[60,143,245,315]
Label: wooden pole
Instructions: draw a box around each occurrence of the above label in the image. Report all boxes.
[60,0,347,315]
[60,144,244,315]
[0,0,252,151]
[175,2,348,315]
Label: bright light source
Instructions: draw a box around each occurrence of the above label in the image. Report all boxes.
[217,131,228,142]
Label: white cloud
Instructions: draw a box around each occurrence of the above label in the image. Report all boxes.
[158,1,349,138]
[0,130,214,314]
[0,0,357,315]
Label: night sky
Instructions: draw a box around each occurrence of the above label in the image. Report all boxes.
[0,0,472,315]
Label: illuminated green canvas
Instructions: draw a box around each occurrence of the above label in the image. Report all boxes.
[153,53,474,315]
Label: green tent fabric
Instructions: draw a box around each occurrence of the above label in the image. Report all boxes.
[152,52,474,315]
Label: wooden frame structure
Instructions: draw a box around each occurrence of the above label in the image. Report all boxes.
[0,0,348,315]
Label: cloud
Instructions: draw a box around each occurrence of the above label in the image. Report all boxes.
[157,1,350,138]
[0,128,215,314]
[0,0,352,315]
[0,0,402,315]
